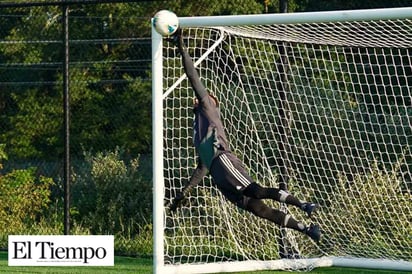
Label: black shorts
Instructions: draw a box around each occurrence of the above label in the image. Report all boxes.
[209,152,254,208]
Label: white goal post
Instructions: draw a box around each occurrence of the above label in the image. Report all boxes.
[152,7,412,274]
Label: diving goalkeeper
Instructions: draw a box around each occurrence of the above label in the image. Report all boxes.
[168,29,321,242]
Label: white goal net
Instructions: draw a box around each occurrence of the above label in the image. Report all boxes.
[152,7,412,274]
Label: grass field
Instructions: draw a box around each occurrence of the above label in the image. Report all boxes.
[1,251,411,274]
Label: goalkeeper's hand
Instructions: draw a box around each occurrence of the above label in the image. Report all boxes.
[166,28,183,49]
[169,191,186,212]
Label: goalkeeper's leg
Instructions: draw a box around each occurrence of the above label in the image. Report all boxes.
[243,198,321,242]
[243,182,318,217]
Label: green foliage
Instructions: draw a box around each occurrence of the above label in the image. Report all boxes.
[0,144,7,169]
[0,4,155,160]
[71,148,152,236]
[0,146,54,234]
[0,144,152,255]
[1,0,408,162]
[296,0,412,11]
[316,153,412,259]
[0,0,273,161]
[2,89,63,159]
[114,221,153,256]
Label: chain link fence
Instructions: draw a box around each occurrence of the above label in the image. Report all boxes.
[0,1,153,178]
[0,1,155,239]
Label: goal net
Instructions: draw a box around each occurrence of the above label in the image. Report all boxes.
[152,7,412,274]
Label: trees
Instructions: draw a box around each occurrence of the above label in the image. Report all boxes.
[1,0,407,162]
[0,145,54,236]
[296,0,412,11]
[0,0,271,162]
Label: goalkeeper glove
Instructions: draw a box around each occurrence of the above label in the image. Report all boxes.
[169,191,186,212]
[166,28,183,49]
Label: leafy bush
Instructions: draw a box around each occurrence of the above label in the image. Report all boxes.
[0,144,54,246]
[71,148,152,237]
[0,145,153,255]
[316,152,412,259]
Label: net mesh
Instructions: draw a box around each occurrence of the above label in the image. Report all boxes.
[162,18,412,270]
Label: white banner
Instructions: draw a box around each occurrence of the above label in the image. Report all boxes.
[8,235,114,266]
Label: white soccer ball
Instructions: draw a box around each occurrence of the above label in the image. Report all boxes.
[152,10,179,36]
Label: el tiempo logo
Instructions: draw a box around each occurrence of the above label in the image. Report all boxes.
[8,235,114,266]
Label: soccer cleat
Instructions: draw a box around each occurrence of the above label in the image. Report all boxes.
[301,202,319,218]
[306,223,321,242]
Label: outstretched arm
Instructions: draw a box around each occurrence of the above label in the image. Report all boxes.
[169,159,208,212]
[174,30,209,101]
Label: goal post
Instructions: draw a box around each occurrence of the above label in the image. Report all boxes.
[152,7,412,274]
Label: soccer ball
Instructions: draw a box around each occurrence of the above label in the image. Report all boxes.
[152,10,179,36]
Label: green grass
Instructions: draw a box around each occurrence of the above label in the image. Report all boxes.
[1,251,410,273]
[0,251,151,273]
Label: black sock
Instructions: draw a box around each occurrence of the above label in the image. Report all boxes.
[284,192,303,208]
[245,199,306,233]
[282,214,306,233]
